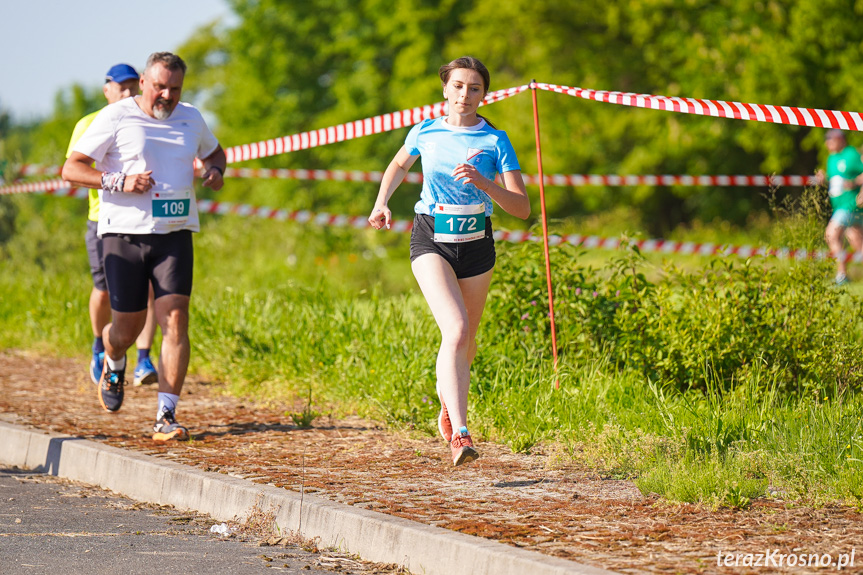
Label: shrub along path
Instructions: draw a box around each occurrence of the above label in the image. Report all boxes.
[1,350,859,574]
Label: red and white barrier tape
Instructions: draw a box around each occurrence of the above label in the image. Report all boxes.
[499,231,854,262]
[12,80,861,182]
[535,82,863,131]
[194,199,858,263]
[0,179,72,195]
[1,182,90,199]
[220,85,530,164]
[9,167,423,185]
[14,79,856,182]
[14,165,62,178]
[0,173,817,195]
[219,168,422,183]
[17,85,525,176]
[530,174,816,187]
[11,182,855,263]
[211,170,814,187]
[215,170,815,187]
[3,164,821,188]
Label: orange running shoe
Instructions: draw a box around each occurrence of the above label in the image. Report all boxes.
[437,392,453,442]
[450,427,479,466]
[152,409,189,441]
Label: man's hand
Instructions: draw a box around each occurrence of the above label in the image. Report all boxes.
[202,166,224,191]
[122,171,155,194]
[200,146,226,191]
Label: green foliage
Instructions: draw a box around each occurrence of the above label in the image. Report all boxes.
[0,196,17,250]
[636,455,763,510]
[0,196,90,354]
[166,0,861,233]
[635,370,863,507]
[4,0,862,233]
[447,0,856,231]
[1,84,103,169]
[490,239,863,394]
[177,0,468,217]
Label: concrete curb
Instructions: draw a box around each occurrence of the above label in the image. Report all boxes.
[0,420,617,575]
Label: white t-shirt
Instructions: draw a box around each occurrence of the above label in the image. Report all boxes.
[72,97,220,235]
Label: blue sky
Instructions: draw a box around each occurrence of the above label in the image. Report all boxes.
[1,0,234,120]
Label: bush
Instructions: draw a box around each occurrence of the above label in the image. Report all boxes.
[0,196,17,250]
[488,240,863,394]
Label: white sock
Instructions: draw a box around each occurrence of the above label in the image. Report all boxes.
[157,393,179,419]
[106,355,126,371]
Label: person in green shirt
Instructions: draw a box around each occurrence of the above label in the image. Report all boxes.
[816,129,863,285]
[66,63,159,386]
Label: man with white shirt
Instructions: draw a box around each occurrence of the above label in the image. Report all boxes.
[62,52,226,441]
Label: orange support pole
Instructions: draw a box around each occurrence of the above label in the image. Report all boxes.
[530,81,560,388]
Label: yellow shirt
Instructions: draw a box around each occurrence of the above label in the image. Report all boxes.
[66,110,101,222]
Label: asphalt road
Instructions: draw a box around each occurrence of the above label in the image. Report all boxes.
[0,467,350,575]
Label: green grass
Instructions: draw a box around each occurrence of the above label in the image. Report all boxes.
[1,192,861,509]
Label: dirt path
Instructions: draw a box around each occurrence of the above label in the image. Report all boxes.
[1,350,860,574]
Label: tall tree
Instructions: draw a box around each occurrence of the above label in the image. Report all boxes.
[179,0,468,213]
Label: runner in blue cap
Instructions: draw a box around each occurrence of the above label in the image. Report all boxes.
[66,63,160,389]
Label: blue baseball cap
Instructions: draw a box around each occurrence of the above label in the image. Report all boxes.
[105,63,139,83]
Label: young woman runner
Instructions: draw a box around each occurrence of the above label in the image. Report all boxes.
[368,56,530,466]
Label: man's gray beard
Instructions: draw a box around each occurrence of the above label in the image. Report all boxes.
[153,104,172,120]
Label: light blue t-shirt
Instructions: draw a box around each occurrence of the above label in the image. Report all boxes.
[405,117,521,217]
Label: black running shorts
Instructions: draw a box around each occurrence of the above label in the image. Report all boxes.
[102,231,194,313]
[409,214,495,279]
[85,220,107,292]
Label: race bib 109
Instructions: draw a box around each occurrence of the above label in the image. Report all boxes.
[152,190,191,225]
